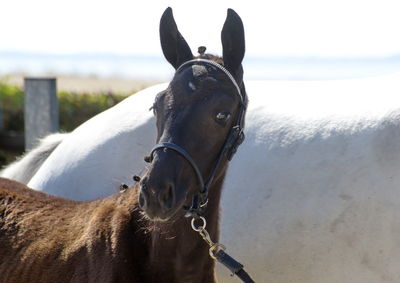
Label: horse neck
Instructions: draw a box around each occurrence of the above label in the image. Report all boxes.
[145,168,228,283]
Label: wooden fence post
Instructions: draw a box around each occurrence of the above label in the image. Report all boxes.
[24,78,59,151]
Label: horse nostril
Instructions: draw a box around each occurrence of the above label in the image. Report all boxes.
[139,193,146,209]
[139,183,148,209]
[159,184,175,210]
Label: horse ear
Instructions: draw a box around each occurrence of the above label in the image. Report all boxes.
[221,9,245,76]
[160,7,193,69]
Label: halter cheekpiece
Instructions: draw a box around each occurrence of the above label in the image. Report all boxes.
[145,58,246,218]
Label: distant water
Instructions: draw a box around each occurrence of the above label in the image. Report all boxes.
[1,52,400,81]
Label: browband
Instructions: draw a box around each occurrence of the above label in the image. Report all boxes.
[176,59,244,105]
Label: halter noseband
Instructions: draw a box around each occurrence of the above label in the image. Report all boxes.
[145,58,246,218]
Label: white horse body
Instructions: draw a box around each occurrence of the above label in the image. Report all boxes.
[11,74,400,282]
[220,75,400,282]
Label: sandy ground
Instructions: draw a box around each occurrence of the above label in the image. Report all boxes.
[0,74,162,94]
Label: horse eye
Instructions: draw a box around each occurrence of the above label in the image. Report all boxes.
[216,111,231,123]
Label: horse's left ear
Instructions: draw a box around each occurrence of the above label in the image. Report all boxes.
[221,9,245,77]
[160,7,194,69]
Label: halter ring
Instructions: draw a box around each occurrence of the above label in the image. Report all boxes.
[191,216,207,232]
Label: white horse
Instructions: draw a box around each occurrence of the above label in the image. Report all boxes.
[3,73,400,282]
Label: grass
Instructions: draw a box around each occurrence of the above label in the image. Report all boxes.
[0,83,24,132]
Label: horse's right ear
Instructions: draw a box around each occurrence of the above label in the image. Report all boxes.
[160,7,193,69]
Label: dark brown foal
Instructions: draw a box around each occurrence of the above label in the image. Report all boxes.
[0,7,246,283]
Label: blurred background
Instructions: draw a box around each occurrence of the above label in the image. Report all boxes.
[0,0,400,164]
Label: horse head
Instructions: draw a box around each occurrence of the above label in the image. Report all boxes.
[139,7,246,221]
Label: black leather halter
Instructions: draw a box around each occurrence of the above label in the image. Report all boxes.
[146,58,247,218]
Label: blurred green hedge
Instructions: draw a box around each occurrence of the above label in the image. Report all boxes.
[0,82,130,132]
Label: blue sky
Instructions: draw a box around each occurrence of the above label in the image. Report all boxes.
[1,0,400,58]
